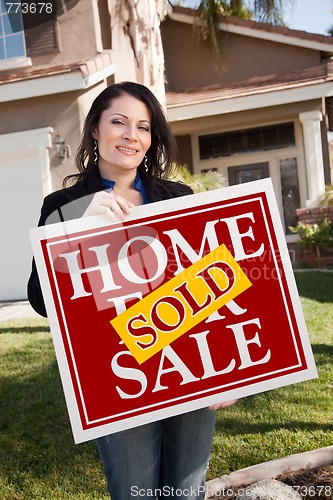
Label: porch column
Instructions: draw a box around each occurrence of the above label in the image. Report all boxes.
[299,110,325,207]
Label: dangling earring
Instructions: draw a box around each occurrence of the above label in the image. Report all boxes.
[144,155,148,172]
[93,139,99,167]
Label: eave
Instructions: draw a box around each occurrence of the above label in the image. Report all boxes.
[166,62,333,122]
[169,7,333,54]
[0,51,116,103]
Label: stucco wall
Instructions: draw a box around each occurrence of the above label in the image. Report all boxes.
[0,82,107,190]
[169,99,323,136]
[161,18,322,91]
[111,21,139,86]
[30,0,100,68]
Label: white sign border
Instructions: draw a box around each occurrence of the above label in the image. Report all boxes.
[30,178,318,443]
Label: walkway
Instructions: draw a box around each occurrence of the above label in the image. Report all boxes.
[0,301,41,322]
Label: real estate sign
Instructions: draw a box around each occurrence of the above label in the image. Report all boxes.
[30,179,317,443]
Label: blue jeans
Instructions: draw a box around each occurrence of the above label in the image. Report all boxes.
[95,408,216,499]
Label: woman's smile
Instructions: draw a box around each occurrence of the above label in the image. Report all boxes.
[116,146,139,154]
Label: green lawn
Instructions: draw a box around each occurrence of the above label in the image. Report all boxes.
[1,272,332,499]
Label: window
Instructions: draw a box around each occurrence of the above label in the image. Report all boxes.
[279,158,300,234]
[0,0,27,61]
[0,0,59,69]
[199,122,295,160]
[228,162,270,185]
[22,4,59,56]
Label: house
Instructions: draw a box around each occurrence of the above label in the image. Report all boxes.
[0,0,167,301]
[162,7,333,248]
[1,1,333,301]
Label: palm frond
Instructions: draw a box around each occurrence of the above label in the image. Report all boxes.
[254,0,286,25]
[193,0,228,63]
[171,164,226,193]
[191,0,287,63]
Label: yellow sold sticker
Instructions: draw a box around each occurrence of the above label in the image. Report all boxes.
[111,244,252,364]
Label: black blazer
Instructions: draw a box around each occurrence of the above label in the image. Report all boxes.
[27,170,193,317]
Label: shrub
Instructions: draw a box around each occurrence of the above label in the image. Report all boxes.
[319,184,333,208]
[170,164,226,193]
[289,218,333,260]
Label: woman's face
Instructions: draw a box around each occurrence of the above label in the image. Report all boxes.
[92,94,152,178]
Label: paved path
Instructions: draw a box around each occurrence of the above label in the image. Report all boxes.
[0,301,41,322]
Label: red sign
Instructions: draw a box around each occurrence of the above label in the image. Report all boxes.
[30,179,317,443]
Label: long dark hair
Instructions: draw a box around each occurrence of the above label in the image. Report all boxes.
[63,82,178,186]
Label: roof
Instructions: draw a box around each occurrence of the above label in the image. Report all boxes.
[170,6,333,53]
[166,60,333,128]
[166,60,333,109]
[0,51,116,103]
[0,50,115,85]
[166,7,333,126]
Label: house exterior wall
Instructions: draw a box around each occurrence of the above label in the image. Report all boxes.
[0,0,169,300]
[1,1,331,299]
[170,100,323,137]
[0,95,71,190]
[0,0,169,193]
[161,18,322,91]
[4,0,101,76]
[0,81,108,191]
[162,10,332,243]
[0,0,113,187]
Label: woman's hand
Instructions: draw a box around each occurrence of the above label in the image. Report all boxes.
[83,191,135,221]
[209,399,238,410]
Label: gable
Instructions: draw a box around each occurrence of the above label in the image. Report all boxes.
[162,17,327,92]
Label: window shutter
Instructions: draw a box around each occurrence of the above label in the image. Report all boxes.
[24,20,59,56]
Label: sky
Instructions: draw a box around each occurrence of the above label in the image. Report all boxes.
[178,0,333,36]
[284,0,333,36]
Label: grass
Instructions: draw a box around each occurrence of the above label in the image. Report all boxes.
[210,271,333,478]
[0,319,109,500]
[0,272,332,498]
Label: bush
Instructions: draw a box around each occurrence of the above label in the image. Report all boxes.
[289,219,333,255]
[170,164,226,193]
[319,184,333,207]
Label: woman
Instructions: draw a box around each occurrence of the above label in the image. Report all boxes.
[28,82,234,499]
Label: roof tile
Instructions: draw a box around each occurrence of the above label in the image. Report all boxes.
[172,6,333,47]
[0,50,114,84]
[166,61,333,108]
